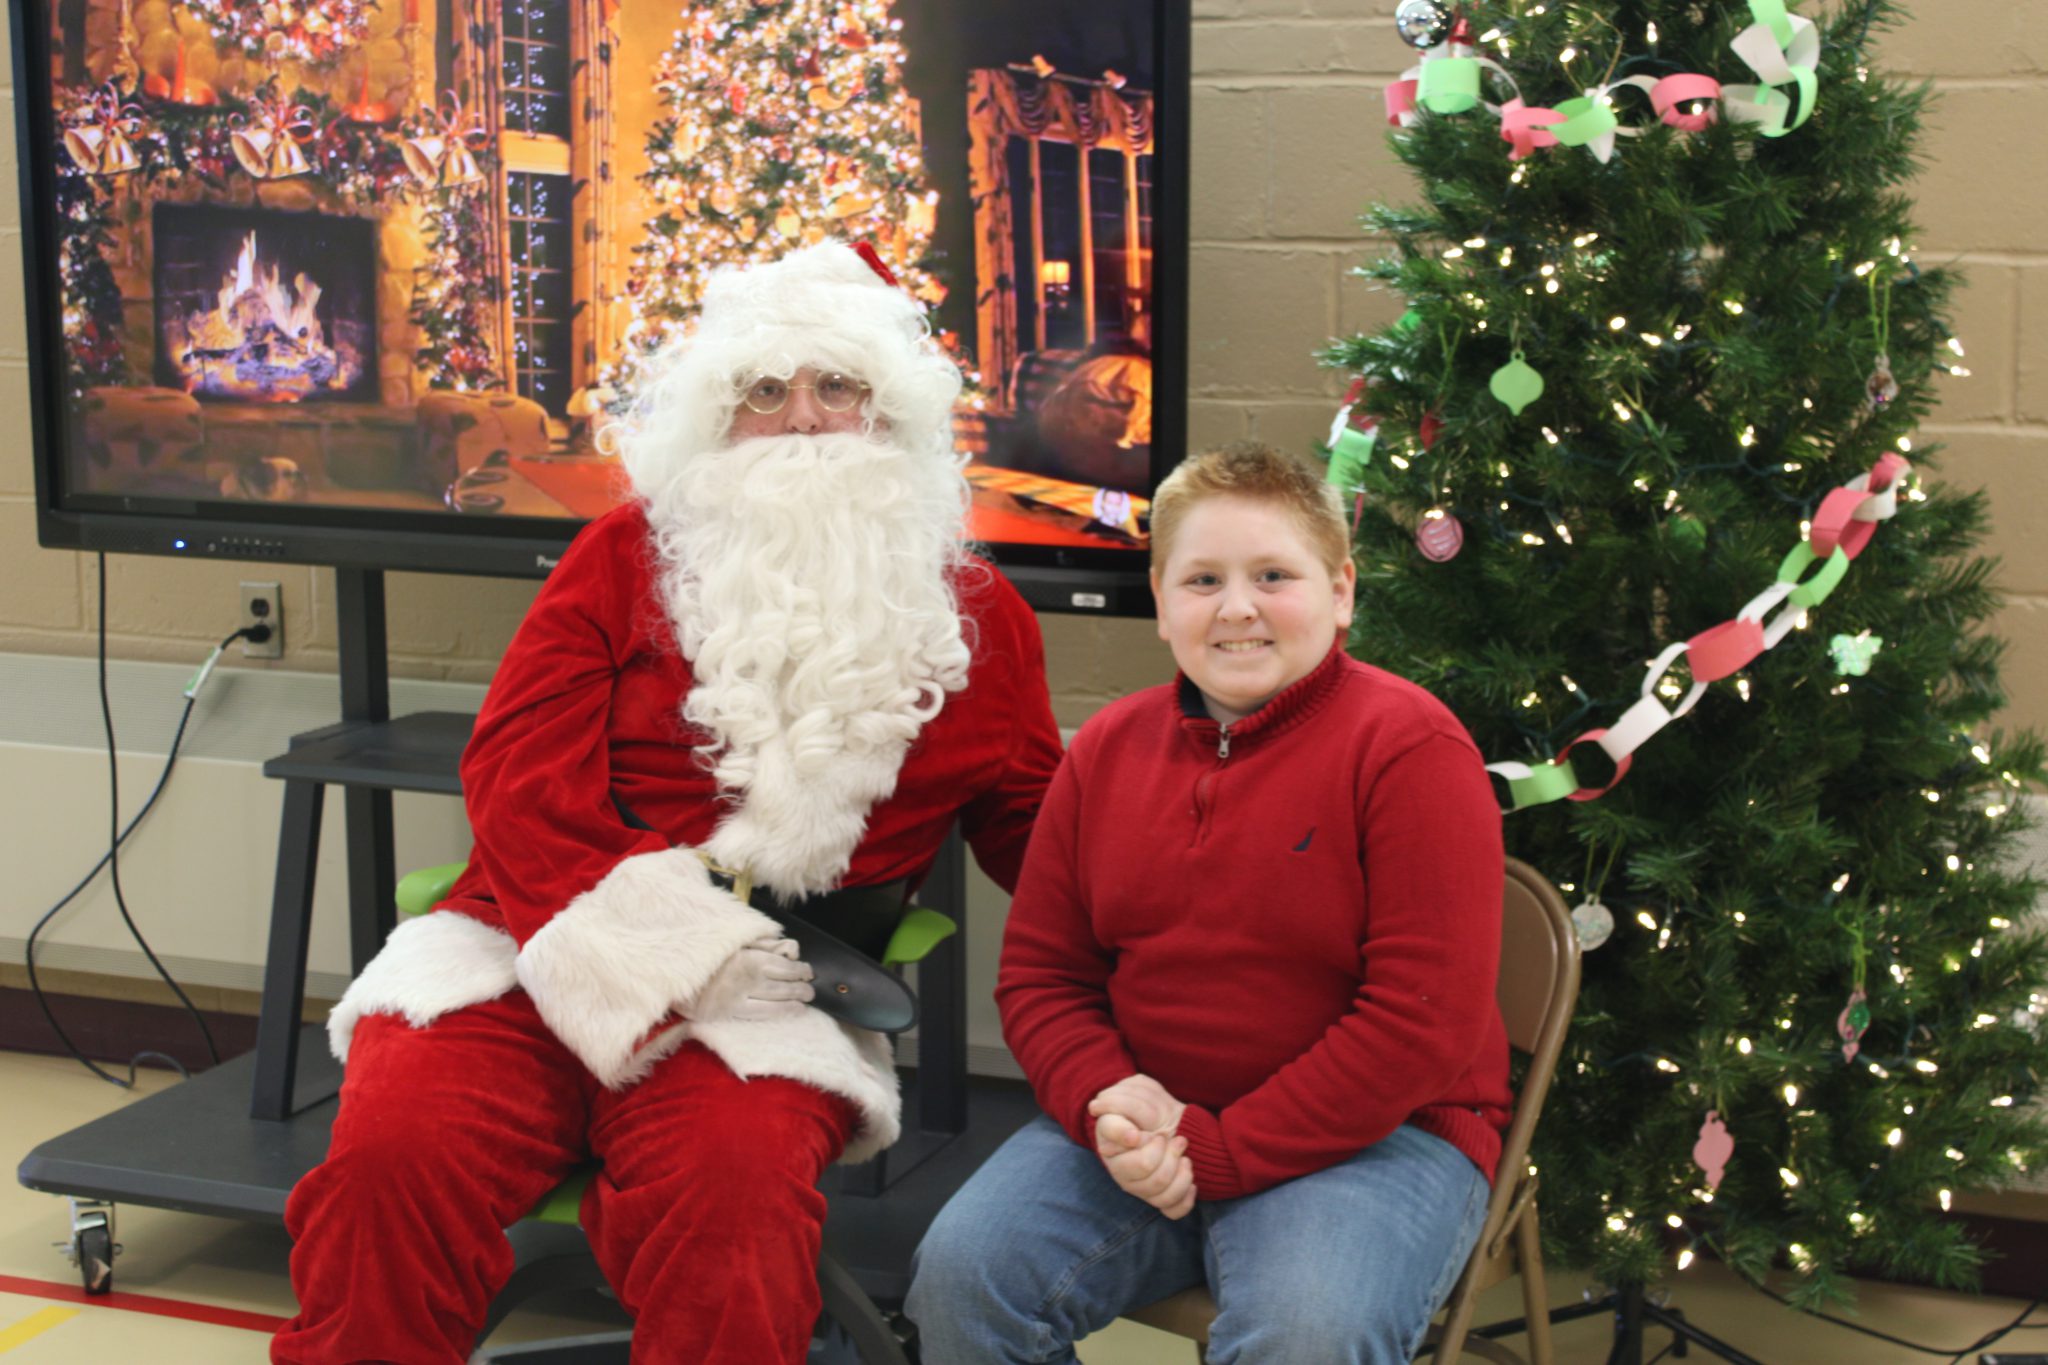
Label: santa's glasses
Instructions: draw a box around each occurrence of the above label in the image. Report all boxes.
[737,371,870,415]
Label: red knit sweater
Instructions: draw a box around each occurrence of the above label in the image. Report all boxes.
[997,642,1512,1200]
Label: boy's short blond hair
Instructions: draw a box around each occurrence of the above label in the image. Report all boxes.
[1150,442,1351,576]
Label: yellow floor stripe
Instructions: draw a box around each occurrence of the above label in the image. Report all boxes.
[0,1306,80,1352]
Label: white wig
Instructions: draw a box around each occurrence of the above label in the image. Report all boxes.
[616,241,964,498]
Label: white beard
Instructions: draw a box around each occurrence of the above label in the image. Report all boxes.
[640,430,974,896]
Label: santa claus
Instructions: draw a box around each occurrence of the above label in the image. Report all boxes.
[273,242,1064,1365]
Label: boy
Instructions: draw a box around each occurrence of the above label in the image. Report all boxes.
[907,443,1510,1364]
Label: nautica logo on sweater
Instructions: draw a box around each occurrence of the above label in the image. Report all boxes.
[1293,826,1316,852]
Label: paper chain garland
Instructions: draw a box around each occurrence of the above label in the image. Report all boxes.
[1486,451,1911,812]
[1386,0,1819,161]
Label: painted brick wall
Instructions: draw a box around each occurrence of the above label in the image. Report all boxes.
[2,3,2043,732]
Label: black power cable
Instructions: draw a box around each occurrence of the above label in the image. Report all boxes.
[1743,1276,2045,1362]
[21,555,273,1088]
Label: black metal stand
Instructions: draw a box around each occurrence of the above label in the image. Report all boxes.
[248,566,466,1120]
[1472,1282,1767,1365]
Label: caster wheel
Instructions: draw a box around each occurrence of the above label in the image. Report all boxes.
[75,1223,113,1295]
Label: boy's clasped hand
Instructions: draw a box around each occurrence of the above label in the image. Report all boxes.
[1088,1073,1197,1219]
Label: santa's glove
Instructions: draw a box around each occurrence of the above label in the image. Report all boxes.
[685,935,815,1023]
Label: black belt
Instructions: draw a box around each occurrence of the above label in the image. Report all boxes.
[615,795,919,1032]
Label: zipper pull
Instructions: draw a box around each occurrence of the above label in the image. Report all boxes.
[1217,726,1232,761]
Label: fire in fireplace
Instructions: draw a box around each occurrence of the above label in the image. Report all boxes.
[153,204,378,403]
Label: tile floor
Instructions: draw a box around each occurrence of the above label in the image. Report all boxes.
[2,1048,2040,1363]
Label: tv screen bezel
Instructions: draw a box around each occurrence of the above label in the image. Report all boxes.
[15,0,1186,615]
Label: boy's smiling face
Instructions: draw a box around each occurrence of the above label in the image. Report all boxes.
[1151,494,1356,726]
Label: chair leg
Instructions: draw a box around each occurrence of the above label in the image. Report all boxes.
[816,1252,913,1365]
[480,1223,615,1348]
[1426,1260,1484,1363]
[1515,1208,1554,1365]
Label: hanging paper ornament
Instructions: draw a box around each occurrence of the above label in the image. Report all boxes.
[1419,410,1445,449]
[1828,631,1883,676]
[1722,0,1820,138]
[1489,350,1544,416]
[1571,898,1615,951]
[1500,97,1566,160]
[1692,1111,1734,1190]
[1394,0,1453,49]
[1325,428,1375,491]
[1416,507,1465,562]
[1836,987,1871,1062]
[1324,386,1378,494]
[1864,353,1899,408]
[1416,39,1485,115]
[775,205,802,237]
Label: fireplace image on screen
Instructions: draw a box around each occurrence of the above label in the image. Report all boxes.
[33,0,1178,549]
[154,204,377,404]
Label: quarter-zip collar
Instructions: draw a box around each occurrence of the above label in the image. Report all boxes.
[1175,637,1350,757]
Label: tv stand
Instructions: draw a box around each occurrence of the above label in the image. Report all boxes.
[19,566,1023,1308]
[248,708,471,1119]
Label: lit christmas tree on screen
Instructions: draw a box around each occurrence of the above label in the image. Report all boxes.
[615,0,945,391]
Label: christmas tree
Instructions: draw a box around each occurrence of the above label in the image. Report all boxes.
[1325,0,2048,1304]
[613,0,945,391]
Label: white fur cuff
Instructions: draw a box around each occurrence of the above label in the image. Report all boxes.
[328,910,519,1062]
[514,846,780,1089]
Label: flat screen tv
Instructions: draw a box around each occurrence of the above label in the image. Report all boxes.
[14,0,1189,615]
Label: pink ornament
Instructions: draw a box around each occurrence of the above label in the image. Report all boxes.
[1416,508,1464,562]
[1693,1110,1734,1190]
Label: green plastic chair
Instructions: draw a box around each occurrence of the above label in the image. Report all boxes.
[393,861,954,1361]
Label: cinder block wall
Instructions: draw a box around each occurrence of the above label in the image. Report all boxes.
[2,2,2043,733]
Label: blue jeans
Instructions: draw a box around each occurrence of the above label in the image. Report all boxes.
[907,1115,1489,1365]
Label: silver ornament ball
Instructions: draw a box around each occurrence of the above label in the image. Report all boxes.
[1570,898,1616,952]
[1395,0,1455,49]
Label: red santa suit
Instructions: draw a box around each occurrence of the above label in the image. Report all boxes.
[273,501,1062,1365]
